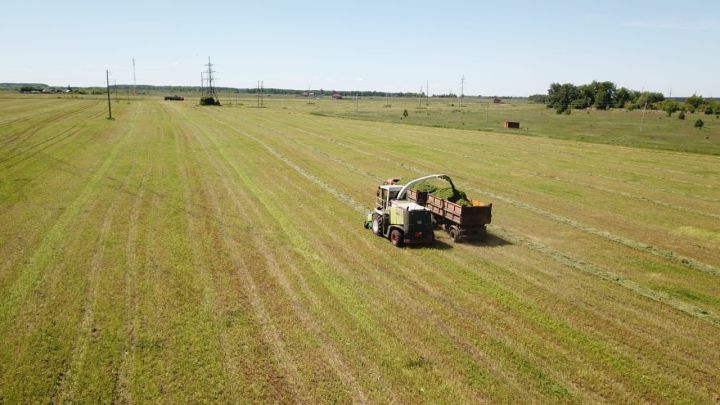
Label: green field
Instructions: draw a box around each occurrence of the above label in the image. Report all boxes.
[1,95,720,403]
[312,97,720,155]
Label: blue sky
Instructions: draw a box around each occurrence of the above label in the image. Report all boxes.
[2,1,718,96]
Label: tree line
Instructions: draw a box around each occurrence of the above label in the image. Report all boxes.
[530,81,719,116]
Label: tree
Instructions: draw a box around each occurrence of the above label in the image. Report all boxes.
[658,100,679,116]
[614,87,632,108]
[636,92,664,108]
[686,94,704,110]
[528,94,547,103]
[694,119,704,128]
[678,111,686,120]
[547,83,579,114]
[593,81,615,109]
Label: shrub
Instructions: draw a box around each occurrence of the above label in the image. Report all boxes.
[403,109,408,118]
[694,119,704,128]
[706,106,715,115]
[678,111,686,120]
[200,97,220,106]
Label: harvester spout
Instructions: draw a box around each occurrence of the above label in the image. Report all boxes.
[396,174,455,200]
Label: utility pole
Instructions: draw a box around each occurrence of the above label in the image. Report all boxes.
[419,86,423,108]
[257,80,260,107]
[640,100,648,132]
[261,80,264,107]
[640,87,647,132]
[460,75,464,107]
[106,70,112,119]
[426,80,429,106]
[356,93,359,112]
[132,58,137,96]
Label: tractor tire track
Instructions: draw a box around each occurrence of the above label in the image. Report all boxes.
[52,198,117,404]
[113,161,150,405]
[182,109,370,403]
[0,118,132,334]
[486,225,720,326]
[171,114,311,403]
[173,115,243,403]
[0,102,101,157]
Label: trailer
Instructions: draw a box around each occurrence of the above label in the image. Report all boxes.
[407,188,492,243]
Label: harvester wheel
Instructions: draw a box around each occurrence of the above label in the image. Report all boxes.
[390,229,404,247]
[449,227,462,243]
[372,215,383,236]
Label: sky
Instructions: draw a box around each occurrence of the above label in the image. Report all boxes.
[2,0,719,96]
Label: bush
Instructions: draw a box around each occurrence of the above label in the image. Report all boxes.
[695,119,704,128]
[200,96,220,106]
[706,106,715,115]
[678,111,686,120]
[403,109,408,118]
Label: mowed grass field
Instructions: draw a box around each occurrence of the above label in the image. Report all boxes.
[1,95,719,403]
[313,97,720,155]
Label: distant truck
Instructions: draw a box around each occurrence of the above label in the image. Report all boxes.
[365,174,492,246]
[164,95,184,101]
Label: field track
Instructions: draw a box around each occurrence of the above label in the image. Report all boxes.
[1,97,719,403]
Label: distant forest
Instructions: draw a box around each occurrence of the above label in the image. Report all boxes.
[529,81,719,115]
[1,83,425,98]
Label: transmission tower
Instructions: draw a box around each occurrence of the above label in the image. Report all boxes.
[200,57,220,105]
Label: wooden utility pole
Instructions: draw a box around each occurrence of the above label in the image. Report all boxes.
[106,70,112,119]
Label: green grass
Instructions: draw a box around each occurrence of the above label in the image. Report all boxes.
[313,97,720,155]
[1,95,719,403]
